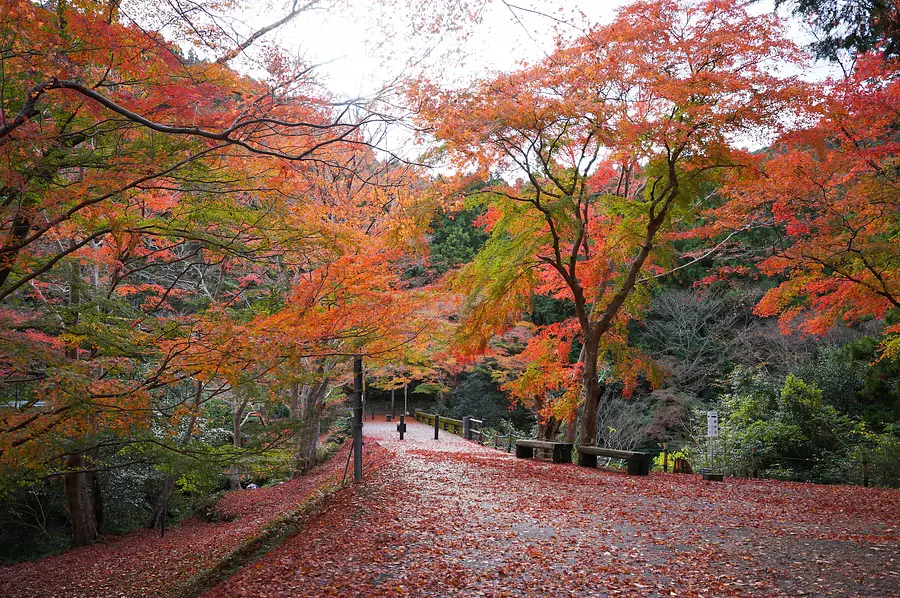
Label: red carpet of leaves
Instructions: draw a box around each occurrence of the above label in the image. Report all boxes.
[204,421,900,598]
[0,443,366,598]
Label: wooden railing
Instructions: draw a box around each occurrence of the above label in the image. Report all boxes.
[414,411,520,452]
[414,410,463,435]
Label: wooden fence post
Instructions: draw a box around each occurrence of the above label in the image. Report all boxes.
[663,442,669,473]
[861,449,869,487]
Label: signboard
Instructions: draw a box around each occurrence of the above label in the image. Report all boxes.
[707,411,719,437]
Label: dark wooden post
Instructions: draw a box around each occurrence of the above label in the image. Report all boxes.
[352,356,363,483]
[463,416,471,440]
[663,442,669,473]
[397,414,406,440]
[862,449,869,487]
[434,414,440,440]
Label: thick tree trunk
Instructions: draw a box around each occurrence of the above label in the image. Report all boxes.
[63,260,103,546]
[578,343,603,446]
[64,452,101,546]
[300,418,319,472]
[302,383,320,469]
[537,417,561,441]
[229,397,247,490]
[565,417,577,443]
[572,189,672,448]
[292,382,325,477]
[289,382,303,476]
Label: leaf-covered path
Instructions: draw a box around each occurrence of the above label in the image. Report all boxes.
[0,445,354,598]
[205,421,900,597]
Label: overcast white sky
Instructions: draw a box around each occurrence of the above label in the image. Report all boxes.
[257,0,834,99]
[224,0,838,161]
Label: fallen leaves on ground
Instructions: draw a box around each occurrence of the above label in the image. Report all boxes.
[0,443,377,598]
[204,421,900,597]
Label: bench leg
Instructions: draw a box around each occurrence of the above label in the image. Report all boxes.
[551,445,563,463]
[578,452,597,468]
[639,454,650,475]
[552,445,572,463]
[515,445,534,459]
[627,456,650,476]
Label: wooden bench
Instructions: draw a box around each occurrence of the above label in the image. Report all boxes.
[515,440,573,463]
[576,445,650,476]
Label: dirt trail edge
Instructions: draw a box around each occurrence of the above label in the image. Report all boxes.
[201,420,900,597]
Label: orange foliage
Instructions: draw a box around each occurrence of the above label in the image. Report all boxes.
[710,52,900,336]
[411,0,806,437]
[0,0,439,471]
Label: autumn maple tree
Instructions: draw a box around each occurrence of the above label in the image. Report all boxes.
[707,49,900,356]
[412,0,807,445]
[0,0,436,545]
[2,0,898,575]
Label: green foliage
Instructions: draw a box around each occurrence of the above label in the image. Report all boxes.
[864,426,900,487]
[530,294,574,327]
[775,0,900,59]
[840,335,900,427]
[0,482,70,564]
[413,382,449,396]
[700,369,892,483]
[100,462,161,534]
[244,450,294,486]
[326,415,352,445]
[653,448,691,471]
[794,347,867,416]
[315,441,342,465]
[428,206,489,275]
[446,366,534,430]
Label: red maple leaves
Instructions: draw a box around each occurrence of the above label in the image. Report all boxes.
[202,422,900,597]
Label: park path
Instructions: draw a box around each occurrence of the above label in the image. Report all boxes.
[0,444,353,598]
[203,420,900,597]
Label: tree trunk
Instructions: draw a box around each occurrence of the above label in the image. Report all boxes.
[149,381,203,529]
[291,383,308,477]
[578,342,603,446]
[303,419,320,470]
[63,259,103,546]
[229,396,247,490]
[64,452,101,546]
[537,417,561,441]
[565,417,577,443]
[289,382,304,476]
[293,382,325,476]
[149,474,176,530]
